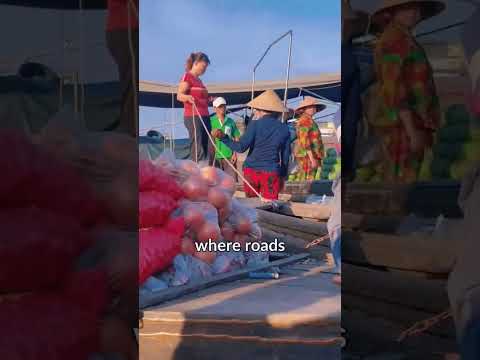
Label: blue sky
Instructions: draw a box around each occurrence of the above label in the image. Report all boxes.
[140,0,341,137]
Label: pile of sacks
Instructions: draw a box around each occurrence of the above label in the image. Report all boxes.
[421,104,480,181]
[0,131,111,360]
[140,154,265,292]
[138,160,185,285]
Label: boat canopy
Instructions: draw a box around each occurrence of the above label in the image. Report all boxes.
[0,0,106,9]
[140,74,341,108]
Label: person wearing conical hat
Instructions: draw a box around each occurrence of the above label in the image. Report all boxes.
[212,90,291,200]
[369,0,444,183]
[293,97,326,181]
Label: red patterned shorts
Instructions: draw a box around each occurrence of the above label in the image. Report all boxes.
[243,168,281,200]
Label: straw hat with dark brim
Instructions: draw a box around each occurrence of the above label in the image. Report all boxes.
[343,0,369,21]
[295,96,327,113]
[247,90,289,113]
[371,0,445,30]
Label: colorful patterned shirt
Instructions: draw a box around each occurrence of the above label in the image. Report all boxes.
[295,114,324,159]
[373,23,440,130]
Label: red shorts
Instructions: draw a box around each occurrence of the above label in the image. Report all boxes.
[243,168,281,200]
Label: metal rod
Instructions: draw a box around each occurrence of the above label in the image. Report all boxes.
[251,71,256,102]
[282,31,293,122]
[251,30,293,108]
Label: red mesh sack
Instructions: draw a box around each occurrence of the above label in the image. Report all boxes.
[0,132,108,227]
[139,159,183,199]
[0,269,109,360]
[0,208,93,293]
[0,131,36,198]
[139,216,184,284]
[139,191,177,228]
[26,147,108,227]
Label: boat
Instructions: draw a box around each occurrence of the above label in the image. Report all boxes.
[138,31,342,359]
[139,200,341,360]
[341,1,478,357]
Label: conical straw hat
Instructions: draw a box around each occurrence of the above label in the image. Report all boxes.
[343,0,370,38]
[295,96,326,113]
[343,0,360,20]
[247,90,289,113]
[371,0,445,28]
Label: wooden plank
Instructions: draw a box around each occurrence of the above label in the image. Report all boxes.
[261,228,331,260]
[342,264,449,313]
[140,253,310,309]
[234,191,293,202]
[259,222,319,241]
[256,209,327,236]
[344,183,410,216]
[236,198,331,221]
[342,231,455,274]
[276,202,331,220]
[342,213,403,232]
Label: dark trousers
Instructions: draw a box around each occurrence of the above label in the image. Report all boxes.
[106,29,139,138]
[184,115,213,164]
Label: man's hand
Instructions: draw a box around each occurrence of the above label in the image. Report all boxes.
[212,129,225,139]
[231,152,237,163]
[310,158,319,169]
[186,95,195,104]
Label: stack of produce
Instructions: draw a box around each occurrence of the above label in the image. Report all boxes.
[139,160,185,285]
[421,104,480,181]
[320,148,341,180]
[139,155,263,290]
[0,131,110,360]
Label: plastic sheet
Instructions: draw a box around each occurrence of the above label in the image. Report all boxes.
[212,250,246,274]
[160,254,213,287]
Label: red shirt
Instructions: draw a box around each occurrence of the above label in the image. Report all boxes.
[181,72,209,117]
[107,0,139,31]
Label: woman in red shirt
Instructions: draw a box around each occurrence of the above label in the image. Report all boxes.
[177,52,213,164]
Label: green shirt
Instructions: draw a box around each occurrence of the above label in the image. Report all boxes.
[210,115,240,159]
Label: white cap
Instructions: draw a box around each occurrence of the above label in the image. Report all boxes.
[213,97,227,108]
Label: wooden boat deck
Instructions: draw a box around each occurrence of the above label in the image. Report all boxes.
[140,260,341,360]
[342,181,461,357]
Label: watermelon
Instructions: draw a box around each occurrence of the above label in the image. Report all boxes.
[446,104,470,126]
[322,157,338,165]
[326,148,338,158]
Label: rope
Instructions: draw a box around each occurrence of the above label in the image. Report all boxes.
[305,234,330,249]
[127,0,139,136]
[192,106,199,163]
[192,103,266,201]
[397,310,452,342]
